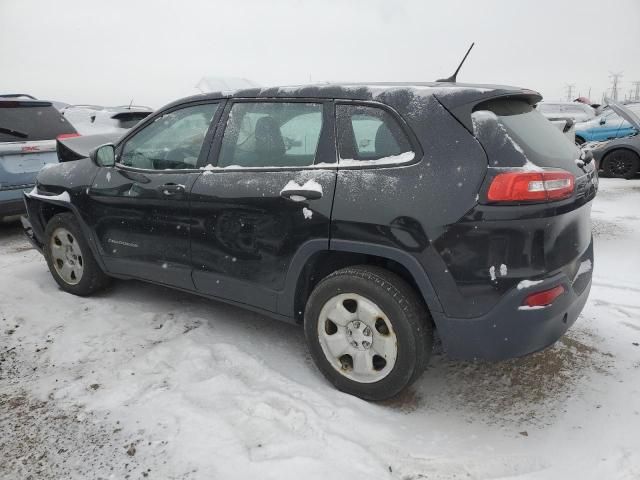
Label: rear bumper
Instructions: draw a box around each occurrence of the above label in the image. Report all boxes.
[435,252,593,361]
[0,187,31,216]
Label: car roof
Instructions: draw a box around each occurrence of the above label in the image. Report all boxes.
[167,81,541,110]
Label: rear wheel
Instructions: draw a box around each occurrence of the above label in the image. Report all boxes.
[44,213,110,296]
[304,265,432,401]
[602,150,639,179]
[575,136,585,146]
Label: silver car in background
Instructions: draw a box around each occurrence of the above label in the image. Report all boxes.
[62,104,153,135]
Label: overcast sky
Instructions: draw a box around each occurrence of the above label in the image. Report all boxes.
[2,0,639,109]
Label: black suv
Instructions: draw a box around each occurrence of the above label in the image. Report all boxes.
[21,83,597,400]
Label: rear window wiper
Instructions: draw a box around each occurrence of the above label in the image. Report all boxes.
[0,126,28,138]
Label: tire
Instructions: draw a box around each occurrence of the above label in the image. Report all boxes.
[575,136,585,146]
[304,265,432,401]
[602,150,639,179]
[44,212,110,296]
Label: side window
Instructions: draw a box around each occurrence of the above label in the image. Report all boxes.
[119,103,218,170]
[336,104,414,162]
[218,102,323,168]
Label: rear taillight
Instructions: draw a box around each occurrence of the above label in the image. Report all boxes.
[487,170,574,203]
[523,285,565,308]
[57,133,80,140]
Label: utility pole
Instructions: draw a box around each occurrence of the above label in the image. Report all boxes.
[565,84,576,101]
[633,81,640,101]
[609,72,623,101]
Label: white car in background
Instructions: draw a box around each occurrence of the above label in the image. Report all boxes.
[537,102,596,123]
[62,105,153,135]
[536,102,596,144]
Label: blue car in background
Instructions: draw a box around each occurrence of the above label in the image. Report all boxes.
[575,103,640,144]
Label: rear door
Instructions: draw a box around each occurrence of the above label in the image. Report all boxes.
[0,100,77,192]
[86,101,222,289]
[189,99,337,314]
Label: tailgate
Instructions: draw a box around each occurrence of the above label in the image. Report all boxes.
[0,140,58,189]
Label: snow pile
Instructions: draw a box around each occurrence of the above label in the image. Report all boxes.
[280,179,323,202]
[2,178,640,479]
[339,151,415,166]
[518,279,544,290]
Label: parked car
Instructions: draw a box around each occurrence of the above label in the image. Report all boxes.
[62,105,152,135]
[537,101,596,123]
[537,102,598,143]
[585,101,640,179]
[21,82,597,400]
[574,103,640,144]
[1,94,70,112]
[0,96,78,220]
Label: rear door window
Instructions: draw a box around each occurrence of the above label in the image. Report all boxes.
[0,102,76,142]
[218,102,324,168]
[336,104,414,163]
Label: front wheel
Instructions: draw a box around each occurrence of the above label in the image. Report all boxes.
[602,150,639,179]
[304,266,432,401]
[44,212,110,296]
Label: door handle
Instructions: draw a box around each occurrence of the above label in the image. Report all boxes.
[280,189,322,201]
[159,183,186,196]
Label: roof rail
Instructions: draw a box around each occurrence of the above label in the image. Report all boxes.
[0,93,37,100]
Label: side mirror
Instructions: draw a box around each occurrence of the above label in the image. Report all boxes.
[91,144,116,167]
[599,118,606,125]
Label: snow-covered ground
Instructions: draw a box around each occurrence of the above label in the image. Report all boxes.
[1,178,639,480]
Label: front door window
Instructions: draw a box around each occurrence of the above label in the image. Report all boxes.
[120,103,218,170]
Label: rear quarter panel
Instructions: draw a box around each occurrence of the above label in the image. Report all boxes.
[331,94,489,315]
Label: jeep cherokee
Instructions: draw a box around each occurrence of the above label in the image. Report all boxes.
[21,82,597,400]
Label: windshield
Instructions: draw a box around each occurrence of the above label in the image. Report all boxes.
[472,98,581,173]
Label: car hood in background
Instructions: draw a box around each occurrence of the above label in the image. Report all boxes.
[56,132,122,162]
[606,99,640,130]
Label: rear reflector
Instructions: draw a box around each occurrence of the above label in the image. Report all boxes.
[57,133,80,140]
[487,170,574,203]
[523,285,565,308]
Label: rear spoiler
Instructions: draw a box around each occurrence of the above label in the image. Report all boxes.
[56,132,122,162]
[0,93,37,100]
[434,88,543,133]
[0,100,53,108]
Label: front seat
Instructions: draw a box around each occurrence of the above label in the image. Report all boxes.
[255,116,286,165]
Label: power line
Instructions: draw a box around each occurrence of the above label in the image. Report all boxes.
[632,81,640,101]
[608,72,623,101]
[564,84,576,101]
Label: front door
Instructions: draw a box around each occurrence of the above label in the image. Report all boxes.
[86,101,222,289]
[189,99,337,314]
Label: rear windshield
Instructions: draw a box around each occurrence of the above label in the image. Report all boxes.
[114,112,151,129]
[472,98,580,170]
[0,102,77,142]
